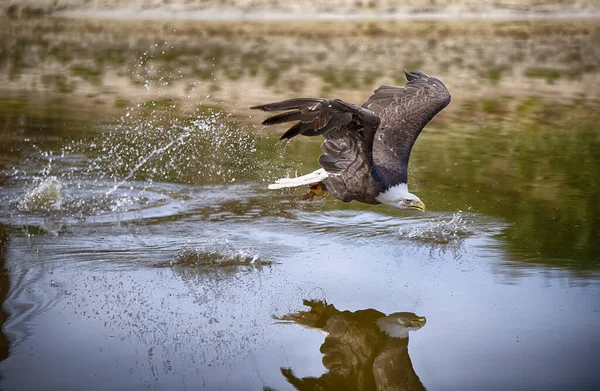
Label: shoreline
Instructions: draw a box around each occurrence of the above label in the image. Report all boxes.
[3,0,600,22]
[55,10,600,22]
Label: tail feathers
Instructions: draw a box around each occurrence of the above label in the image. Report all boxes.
[268,168,328,190]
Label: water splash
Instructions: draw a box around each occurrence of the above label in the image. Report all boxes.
[3,42,263,228]
[65,42,260,196]
[82,108,258,190]
[6,108,257,225]
[168,246,272,268]
[17,176,63,212]
[104,124,196,196]
[398,211,473,244]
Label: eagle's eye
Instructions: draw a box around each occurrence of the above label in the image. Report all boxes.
[403,198,412,204]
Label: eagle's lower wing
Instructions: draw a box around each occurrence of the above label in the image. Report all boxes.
[364,70,451,186]
[251,98,382,203]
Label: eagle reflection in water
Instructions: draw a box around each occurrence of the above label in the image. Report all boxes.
[269,300,426,391]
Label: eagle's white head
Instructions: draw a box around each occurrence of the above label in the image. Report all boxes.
[375,183,425,211]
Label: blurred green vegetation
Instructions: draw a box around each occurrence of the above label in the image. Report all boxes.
[524,67,562,84]
[411,123,600,266]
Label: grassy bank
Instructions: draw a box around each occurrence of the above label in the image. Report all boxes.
[1,16,599,128]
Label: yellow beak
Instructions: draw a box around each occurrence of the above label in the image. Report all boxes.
[411,200,425,212]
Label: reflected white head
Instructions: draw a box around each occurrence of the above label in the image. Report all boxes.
[375,183,425,211]
[376,313,427,339]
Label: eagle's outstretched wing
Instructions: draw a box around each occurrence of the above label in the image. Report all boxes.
[251,98,382,203]
[364,70,451,187]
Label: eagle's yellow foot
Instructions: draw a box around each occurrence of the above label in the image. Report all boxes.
[301,183,326,200]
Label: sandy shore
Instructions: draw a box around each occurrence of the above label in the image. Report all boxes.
[56,10,600,22]
[2,0,600,20]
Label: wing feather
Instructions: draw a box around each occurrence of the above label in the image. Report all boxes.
[261,110,321,126]
[366,70,451,187]
[250,98,328,112]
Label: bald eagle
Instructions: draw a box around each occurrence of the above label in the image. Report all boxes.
[251,70,450,211]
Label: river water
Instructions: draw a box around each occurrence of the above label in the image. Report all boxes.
[0,17,599,391]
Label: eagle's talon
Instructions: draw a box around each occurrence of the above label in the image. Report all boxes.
[301,183,326,200]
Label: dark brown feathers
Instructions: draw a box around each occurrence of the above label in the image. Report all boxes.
[251,98,357,141]
[251,70,451,203]
[260,110,320,126]
[250,98,327,112]
[364,70,451,186]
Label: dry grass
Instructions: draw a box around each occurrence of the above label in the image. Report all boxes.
[2,0,600,17]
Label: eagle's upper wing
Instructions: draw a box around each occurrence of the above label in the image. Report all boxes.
[251,98,382,203]
[364,70,451,187]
